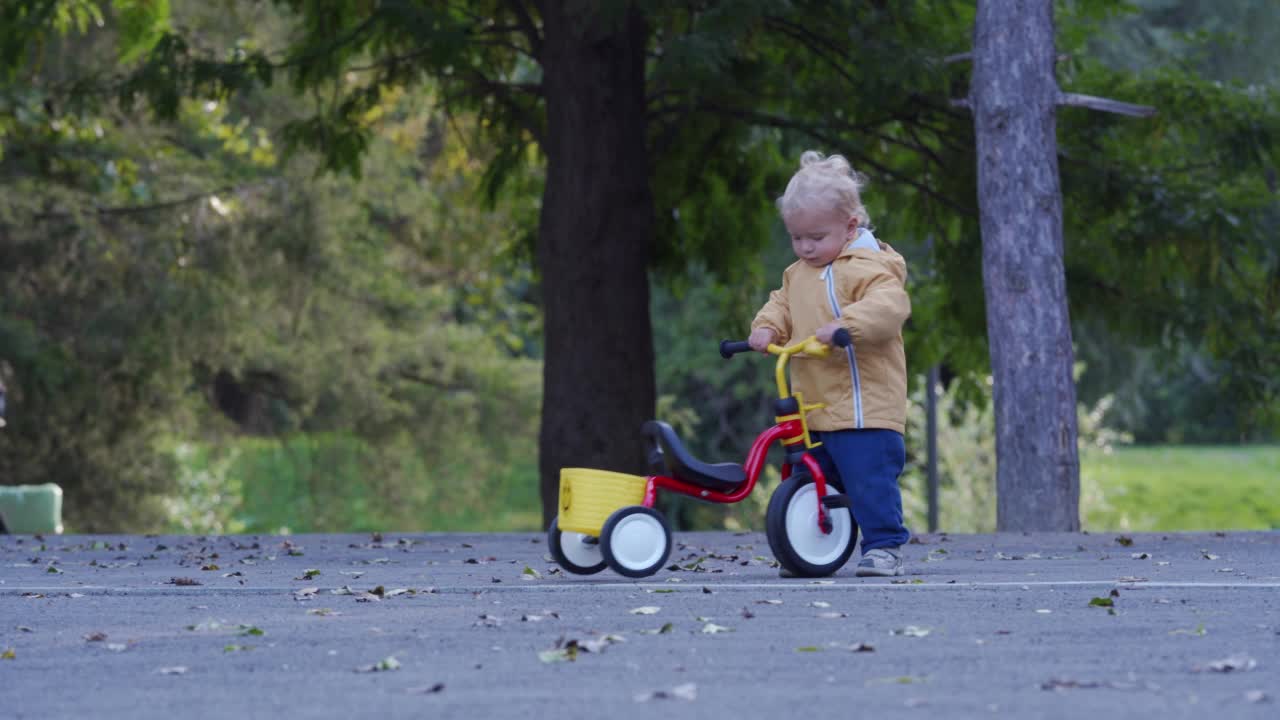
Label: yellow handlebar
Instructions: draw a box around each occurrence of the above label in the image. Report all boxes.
[765,336,831,400]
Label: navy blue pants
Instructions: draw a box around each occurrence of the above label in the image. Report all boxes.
[808,429,910,552]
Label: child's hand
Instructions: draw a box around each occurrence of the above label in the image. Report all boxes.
[748,328,776,353]
[816,322,844,345]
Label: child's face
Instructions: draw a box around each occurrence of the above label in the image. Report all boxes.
[783,207,858,268]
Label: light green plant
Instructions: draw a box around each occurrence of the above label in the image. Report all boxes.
[901,372,1132,533]
[163,442,246,534]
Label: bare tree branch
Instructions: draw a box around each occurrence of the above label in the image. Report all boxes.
[504,0,544,59]
[1058,92,1157,117]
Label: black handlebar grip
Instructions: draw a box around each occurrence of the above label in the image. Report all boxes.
[831,328,852,348]
[719,340,752,359]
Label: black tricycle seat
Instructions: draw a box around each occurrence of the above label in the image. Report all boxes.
[642,420,746,492]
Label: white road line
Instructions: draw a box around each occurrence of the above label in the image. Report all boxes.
[3,580,1280,595]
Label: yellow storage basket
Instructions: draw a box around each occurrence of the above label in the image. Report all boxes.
[557,467,648,536]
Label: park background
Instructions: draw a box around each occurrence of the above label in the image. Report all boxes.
[1,0,1277,537]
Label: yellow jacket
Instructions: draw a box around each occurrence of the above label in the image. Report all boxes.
[751,236,911,434]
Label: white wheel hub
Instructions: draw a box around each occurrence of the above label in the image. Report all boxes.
[608,513,667,571]
[784,485,852,566]
[558,530,602,568]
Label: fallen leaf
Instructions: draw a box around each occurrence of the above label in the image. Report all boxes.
[1041,678,1106,691]
[521,566,542,580]
[634,683,698,702]
[84,632,108,642]
[1088,597,1114,608]
[237,625,264,637]
[1115,536,1134,547]
[2,649,14,660]
[168,577,202,586]
[796,646,822,652]
[355,656,402,673]
[1196,655,1256,673]
[538,647,577,663]
[578,634,625,653]
[296,569,320,580]
[223,644,252,653]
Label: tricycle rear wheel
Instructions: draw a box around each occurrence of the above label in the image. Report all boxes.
[600,506,672,578]
[548,516,607,575]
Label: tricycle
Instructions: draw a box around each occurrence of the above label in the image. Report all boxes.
[548,331,860,578]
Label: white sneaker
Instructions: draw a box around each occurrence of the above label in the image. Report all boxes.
[855,547,903,577]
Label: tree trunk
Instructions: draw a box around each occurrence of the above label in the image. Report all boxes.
[536,2,655,527]
[971,0,1080,531]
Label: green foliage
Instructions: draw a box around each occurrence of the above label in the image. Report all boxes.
[1,0,544,531]
[3,0,1278,532]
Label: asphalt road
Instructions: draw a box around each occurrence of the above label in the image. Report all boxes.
[2,530,1277,719]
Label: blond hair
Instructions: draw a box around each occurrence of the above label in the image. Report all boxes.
[776,151,871,228]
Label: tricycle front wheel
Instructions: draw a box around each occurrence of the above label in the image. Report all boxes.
[600,506,672,578]
[766,475,858,577]
[548,517,607,575]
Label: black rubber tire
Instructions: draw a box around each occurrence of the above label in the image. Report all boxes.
[547,516,607,575]
[600,506,672,579]
[766,475,858,577]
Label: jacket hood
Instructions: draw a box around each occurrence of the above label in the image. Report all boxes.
[837,229,907,283]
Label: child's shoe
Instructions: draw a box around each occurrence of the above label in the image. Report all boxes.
[854,547,903,577]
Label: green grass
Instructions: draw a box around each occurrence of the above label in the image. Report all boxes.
[1083,445,1280,532]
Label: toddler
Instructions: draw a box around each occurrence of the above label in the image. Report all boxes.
[749,151,911,576]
